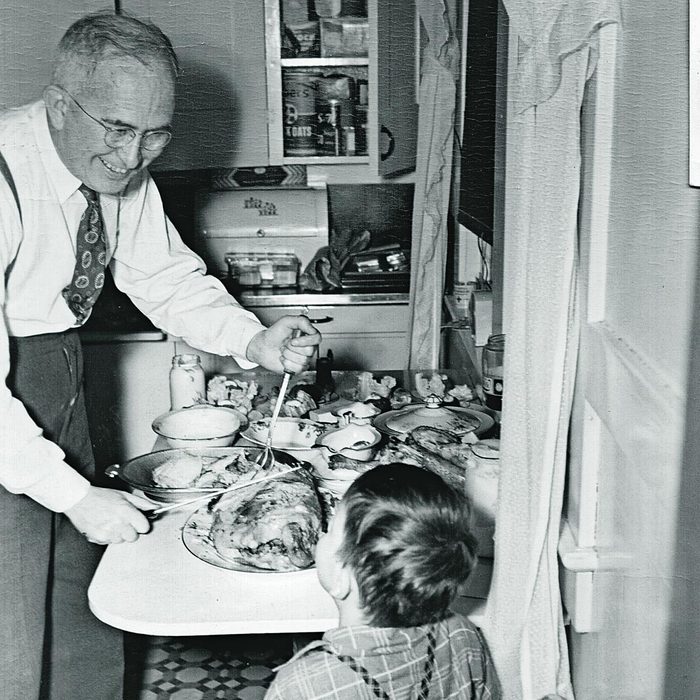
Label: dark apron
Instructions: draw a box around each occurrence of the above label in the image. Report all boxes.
[0,332,124,698]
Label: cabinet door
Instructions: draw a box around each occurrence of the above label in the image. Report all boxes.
[376,0,418,176]
[121,0,268,170]
[0,1,108,110]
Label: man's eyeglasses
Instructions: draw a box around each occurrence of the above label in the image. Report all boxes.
[60,89,172,152]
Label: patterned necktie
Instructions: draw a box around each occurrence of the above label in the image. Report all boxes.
[62,184,107,324]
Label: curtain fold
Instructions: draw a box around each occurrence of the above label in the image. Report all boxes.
[481,2,620,698]
[407,0,460,369]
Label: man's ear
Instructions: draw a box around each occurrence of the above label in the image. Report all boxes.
[44,85,69,130]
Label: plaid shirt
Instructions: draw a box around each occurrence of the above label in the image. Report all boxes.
[265,614,501,699]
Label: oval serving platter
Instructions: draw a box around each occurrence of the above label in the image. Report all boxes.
[182,499,317,575]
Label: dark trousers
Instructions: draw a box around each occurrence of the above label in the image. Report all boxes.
[0,331,124,700]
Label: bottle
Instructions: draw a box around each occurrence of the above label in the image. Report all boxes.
[169,354,206,410]
[482,334,505,411]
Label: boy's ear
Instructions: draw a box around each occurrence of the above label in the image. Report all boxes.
[327,562,353,601]
[44,85,69,130]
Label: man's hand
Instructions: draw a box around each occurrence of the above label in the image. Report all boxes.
[246,315,321,374]
[65,486,153,544]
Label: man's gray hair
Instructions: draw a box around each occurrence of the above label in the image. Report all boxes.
[52,11,179,90]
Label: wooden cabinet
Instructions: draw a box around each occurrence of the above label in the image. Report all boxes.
[173,302,410,373]
[265,0,417,176]
[120,0,269,170]
[0,1,108,110]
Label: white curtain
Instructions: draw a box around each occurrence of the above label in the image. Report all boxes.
[407,0,460,369]
[481,1,620,699]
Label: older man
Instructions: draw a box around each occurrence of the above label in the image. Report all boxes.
[0,11,320,699]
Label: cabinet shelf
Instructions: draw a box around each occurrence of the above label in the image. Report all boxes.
[280,57,369,68]
[273,154,369,165]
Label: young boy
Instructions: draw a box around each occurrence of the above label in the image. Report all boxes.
[265,462,502,699]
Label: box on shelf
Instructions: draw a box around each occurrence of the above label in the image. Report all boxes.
[283,20,320,58]
[320,17,369,57]
[226,252,300,288]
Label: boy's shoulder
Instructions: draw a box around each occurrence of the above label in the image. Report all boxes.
[265,615,500,699]
[264,637,357,700]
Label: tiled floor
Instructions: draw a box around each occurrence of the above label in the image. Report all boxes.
[124,633,300,700]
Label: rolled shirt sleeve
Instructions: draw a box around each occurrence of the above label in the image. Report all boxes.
[107,175,265,365]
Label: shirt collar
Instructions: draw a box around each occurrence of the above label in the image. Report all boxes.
[31,100,83,204]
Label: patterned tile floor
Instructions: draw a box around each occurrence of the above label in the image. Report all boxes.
[124,633,304,700]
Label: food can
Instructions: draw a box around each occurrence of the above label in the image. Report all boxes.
[313,0,341,17]
[170,354,206,410]
[282,70,321,156]
[354,103,368,154]
[317,74,355,155]
[482,334,505,411]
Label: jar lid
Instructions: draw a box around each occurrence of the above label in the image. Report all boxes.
[172,353,201,367]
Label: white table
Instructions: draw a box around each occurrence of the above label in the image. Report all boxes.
[88,503,338,637]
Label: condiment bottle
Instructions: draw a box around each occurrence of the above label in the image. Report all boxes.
[169,354,206,410]
[482,334,504,411]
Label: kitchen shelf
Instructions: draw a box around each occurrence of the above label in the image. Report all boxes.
[281,57,369,68]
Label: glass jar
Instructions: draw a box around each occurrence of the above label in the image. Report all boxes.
[482,334,505,411]
[169,354,206,410]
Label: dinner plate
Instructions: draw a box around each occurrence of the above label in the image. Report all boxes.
[182,499,317,574]
[241,417,326,450]
[373,404,494,438]
[105,446,271,503]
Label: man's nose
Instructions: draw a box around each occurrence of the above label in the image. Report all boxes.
[117,137,144,169]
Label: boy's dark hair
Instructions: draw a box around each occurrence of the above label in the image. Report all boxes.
[339,463,478,628]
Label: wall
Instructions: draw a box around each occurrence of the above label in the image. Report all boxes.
[603,3,696,386]
[567,2,700,697]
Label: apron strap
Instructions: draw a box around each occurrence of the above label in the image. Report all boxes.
[0,150,22,224]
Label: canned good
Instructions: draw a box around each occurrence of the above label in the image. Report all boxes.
[482,334,505,411]
[313,0,341,17]
[317,74,355,155]
[355,103,368,154]
[282,70,321,156]
[170,354,206,410]
[343,126,356,155]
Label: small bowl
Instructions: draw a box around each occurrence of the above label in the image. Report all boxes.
[335,401,381,425]
[152,405,241,449]
[242,417,326,450]
[317,423,382,462]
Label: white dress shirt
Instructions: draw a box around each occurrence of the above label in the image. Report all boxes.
[0,100,265,512]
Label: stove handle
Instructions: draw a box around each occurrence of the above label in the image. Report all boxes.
[307,315,333,324]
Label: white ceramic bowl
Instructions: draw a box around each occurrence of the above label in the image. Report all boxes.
[317,423,382,462]
[152,405,241,449]
[242,417,326,450]
[335,401,381,425]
